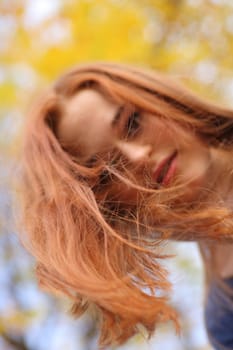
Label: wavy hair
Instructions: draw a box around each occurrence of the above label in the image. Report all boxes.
[20,62,233,347]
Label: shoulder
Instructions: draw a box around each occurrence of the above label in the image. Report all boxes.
[205,278,233,350]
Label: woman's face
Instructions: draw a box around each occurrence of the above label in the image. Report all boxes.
[57,88,214,202]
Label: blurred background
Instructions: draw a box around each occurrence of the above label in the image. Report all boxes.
[1,0,233,349]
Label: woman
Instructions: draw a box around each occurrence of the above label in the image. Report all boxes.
[21,62,233,349]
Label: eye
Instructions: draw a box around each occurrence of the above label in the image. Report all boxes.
[126,111,141,137]
[86,156,98,167]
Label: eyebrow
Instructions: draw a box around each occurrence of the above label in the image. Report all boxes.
[111,105,124,126]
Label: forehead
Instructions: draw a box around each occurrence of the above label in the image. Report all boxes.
[57,88,119,159]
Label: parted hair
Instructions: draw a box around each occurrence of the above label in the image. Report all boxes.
[20,62,233,347]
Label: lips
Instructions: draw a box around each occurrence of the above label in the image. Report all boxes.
[153,150,177,186]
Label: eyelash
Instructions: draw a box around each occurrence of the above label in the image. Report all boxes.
[126,111,141,137]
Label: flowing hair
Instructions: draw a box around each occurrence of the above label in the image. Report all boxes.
[20,62,233,347]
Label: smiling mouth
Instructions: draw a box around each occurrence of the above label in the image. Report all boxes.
[153,150,178,185]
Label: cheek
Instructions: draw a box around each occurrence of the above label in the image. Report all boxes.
[143,118,180,148]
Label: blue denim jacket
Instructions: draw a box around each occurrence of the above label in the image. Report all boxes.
[205,278,233,350]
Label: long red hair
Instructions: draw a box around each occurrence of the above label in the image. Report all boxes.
[20,62,233,347]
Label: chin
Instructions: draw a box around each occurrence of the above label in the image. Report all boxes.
[176,173,210,204]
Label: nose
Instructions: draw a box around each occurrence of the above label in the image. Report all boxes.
[116,140,152,163]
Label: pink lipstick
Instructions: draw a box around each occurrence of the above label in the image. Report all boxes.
[153,151,177,186]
